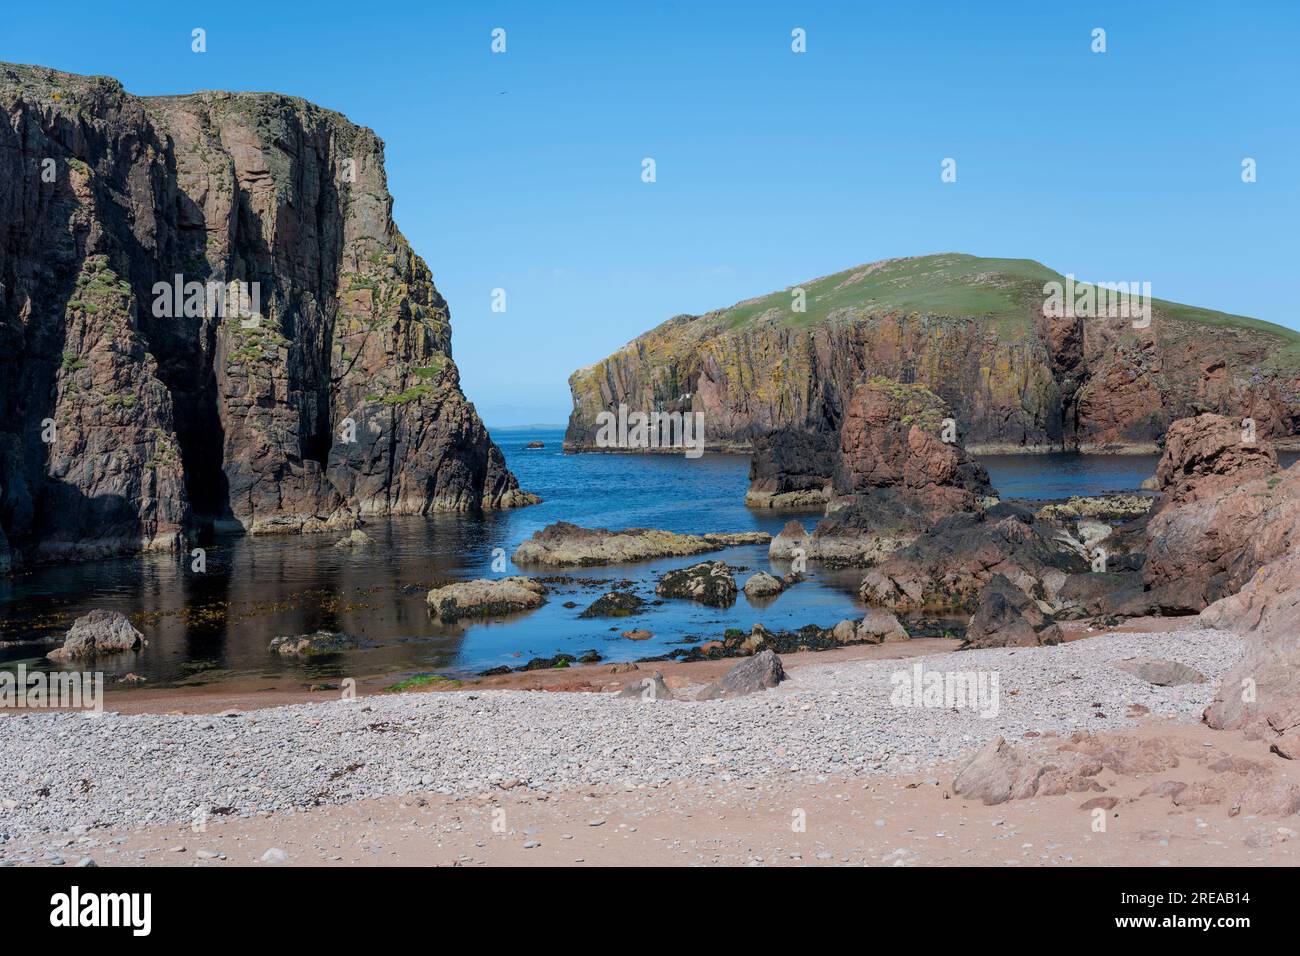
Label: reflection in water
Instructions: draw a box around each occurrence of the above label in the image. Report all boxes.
[4,430,1284,686]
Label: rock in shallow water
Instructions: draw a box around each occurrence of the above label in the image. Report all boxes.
[426,577,547,621]
[47,610,145,662]
[655,561,737,607]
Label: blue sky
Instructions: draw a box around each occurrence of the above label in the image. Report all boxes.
[5,1,1298,424]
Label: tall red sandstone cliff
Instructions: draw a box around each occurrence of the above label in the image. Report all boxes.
[0,63,534,571]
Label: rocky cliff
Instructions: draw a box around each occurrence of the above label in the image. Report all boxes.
[566,254,1300,454]
[0,63,534,571]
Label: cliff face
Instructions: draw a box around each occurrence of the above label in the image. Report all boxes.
[0,63,534,570]
[566,255,1300,454]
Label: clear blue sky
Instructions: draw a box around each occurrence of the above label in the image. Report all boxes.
[5,1,1297,424]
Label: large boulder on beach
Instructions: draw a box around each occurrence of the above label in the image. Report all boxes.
[426,577,547,621]
[854,608,909,644]
[47,610,145,662]
[697,649,786,700]
[269,631,360,658]
[962,575,1051,648]
[655,561,737,607]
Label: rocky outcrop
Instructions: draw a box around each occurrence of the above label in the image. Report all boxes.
[833,378,993,514]
[425,577,546,621]
[860,510,1090,613]
[0,63,533,571]
[567,254,1300,455]
[512,521,768,567]
[47,609,145,661]
[1202,550,1300,735]
[962,574,1062,648]
[1153,413,1277,507]
[745,428,835,508]
[697,649,786,700]
[1144,415,1300,608]
[655,561,737,607]
[767,378,994,565]
[953,733,1183,806]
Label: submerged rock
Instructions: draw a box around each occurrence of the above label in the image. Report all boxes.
[426,577,547,621]
[655,561,737,607]
[47,610,146,662]
[269,631,360,658]
[333,529,374,550]
[579,591,645,618]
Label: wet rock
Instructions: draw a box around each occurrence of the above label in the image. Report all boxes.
[513,522,764,566]
[269,631,359,658]
[1114,657,1205,686]
[333,529,374,550]
[742,571,786,598]
[697,650,786,700]
[47,610,145,662]
[654,561,737,607]
[426,577,547,621]
[620,629,653,641]
[578,591,645,618]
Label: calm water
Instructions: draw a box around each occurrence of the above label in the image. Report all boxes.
[1,430,1280,688]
